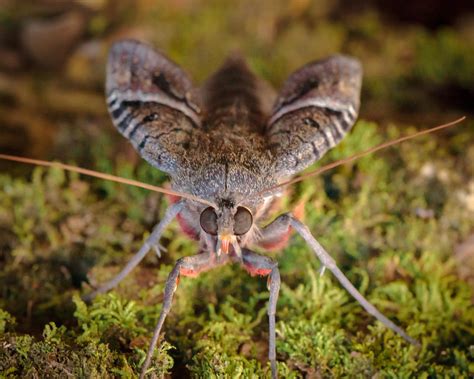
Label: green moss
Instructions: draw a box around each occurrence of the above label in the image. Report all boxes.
[1,118,473,377]
[413,29,474,88]
[1,1,474,377]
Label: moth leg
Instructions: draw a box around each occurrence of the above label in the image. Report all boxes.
[84,200,185,301]
[152,242,167,259]
[259,214,322,278]
[287,214,419,346]
[241,249,281,379]
[140,252,230,379]
[257,213,292,251]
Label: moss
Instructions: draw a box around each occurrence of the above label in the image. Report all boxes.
[1,1,474,377]
[1,118,473,377]
[412,28,474,88]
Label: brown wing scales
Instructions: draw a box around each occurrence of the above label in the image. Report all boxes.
[106,40,201,174]
[268,55,362,177]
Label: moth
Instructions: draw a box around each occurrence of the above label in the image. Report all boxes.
[101,40,416,379]
[0,40,463,378]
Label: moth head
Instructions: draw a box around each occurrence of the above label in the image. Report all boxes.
[199,200,253,254]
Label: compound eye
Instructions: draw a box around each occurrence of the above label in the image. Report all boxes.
[233,206,253,235]
[200,207,218,235]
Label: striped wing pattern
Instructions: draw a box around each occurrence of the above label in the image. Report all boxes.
[106,40,201,174]
[267,55,362,177]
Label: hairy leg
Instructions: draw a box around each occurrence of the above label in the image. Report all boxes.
[84,200,185,301]
[140,252,231,379]
[241,249,281,379]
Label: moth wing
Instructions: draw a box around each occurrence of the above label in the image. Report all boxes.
[267,55,362,177]
[106,40,201,174]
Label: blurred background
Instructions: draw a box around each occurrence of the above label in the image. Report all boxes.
[0,1,473,377]
[0,0,473,163]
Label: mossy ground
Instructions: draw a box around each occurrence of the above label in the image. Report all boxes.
[1,1,473,378]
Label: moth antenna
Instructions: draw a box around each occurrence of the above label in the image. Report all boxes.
[253,116,466,199]
[0,154,216,207]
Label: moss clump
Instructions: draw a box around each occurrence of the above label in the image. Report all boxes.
[1,118,473,377]
[1,1,474,377]
[0,303,173,378]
